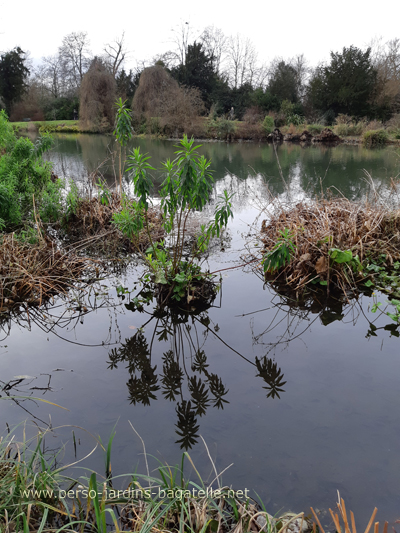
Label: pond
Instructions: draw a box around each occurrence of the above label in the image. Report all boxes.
[1,136,400,525]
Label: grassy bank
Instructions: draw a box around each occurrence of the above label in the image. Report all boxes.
[11,120,81,134]
[0,423,297,533]
[0,423,388,533]
[11,117,400,146]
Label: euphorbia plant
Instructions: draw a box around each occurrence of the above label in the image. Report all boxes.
[113,98,133,193]
[113,136,234,304]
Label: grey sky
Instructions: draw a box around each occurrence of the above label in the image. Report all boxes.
[0,0,398,71]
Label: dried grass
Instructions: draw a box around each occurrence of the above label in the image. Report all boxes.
[62,195,165,255]
[311,493,387,533]
[261,195,400,295]
[0,234,96,311]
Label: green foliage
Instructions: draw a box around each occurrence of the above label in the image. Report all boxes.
[171,41,218,109]
[197,190,234,252]
[335,120,366,137]
[307,46,377,118]
[113,135,234,303]
[306,123,325,135]
[268,61,299,104]
[371,297,400,324]
[127,147,155,210]
[328,248,353,264]
[39,177,64,223]
[96,178,112,206]
[65,179,80,217]
[362,129,389,146]
[114,98,134,192]
[39,121,80,133]
[0,47,30,114]
[0,111,56,228]
[262,115,275,134]
[0,109,15,149]
[263,229,296,273]
[207,117,236,140]
[42,96,79,121]
[114,98,133,146]
[112,198,144,240]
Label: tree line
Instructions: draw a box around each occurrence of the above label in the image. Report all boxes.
[0,27,399,126]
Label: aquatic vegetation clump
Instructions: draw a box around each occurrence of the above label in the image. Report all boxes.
[261,196,400,297]
[113,135,234,308]
[0,234,98,311]
[62,190,164,255]
[362,128,389,146]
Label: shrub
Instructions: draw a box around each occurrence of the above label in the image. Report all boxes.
[387,113,400,133]
[132,66,204,136]
[335,113,352,125]
[307,124,325,135]
[80,58,117,132]
[335,123,349,136]
[43,96,79,121]
[362,129,389,147]
[286,114,305,126]
[236,121,264,140]
[242,106,263,124]
[0,111,58,228]
[263,115,275,134]
[112,136,234,307]
[335,119,367,137]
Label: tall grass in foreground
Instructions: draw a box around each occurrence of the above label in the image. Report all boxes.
[0,424,289,532]
[0,424,392,532]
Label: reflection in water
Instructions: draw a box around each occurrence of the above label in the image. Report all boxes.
[5,135,399,520]
[107,306,231,449]
[42,135,400,205]
[0,374,56,426]
[106,291,291,449]
[255,356,286,399]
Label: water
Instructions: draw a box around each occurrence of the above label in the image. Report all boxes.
[1,136,400,524]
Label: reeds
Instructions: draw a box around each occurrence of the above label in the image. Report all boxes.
[311,493,387,533]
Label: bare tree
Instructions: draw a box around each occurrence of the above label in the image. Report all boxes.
[42,54,64,98]
[289,53,311,101]
[103,32,128,78]
[226,34,258,88]
[159,21,198,69]
[199,26,227,74]
[59,31,92,91]
[370,37,400,112]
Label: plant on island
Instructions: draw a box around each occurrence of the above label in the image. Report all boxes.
[112,135,234,307]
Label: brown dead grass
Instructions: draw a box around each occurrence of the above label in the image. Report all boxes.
[62,194,164,255]
[0,234,96,311]
[261,196,400,295]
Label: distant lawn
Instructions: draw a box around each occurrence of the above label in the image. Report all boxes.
[11,120,81,133]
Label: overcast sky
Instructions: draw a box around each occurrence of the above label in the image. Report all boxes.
[0,0,398,71]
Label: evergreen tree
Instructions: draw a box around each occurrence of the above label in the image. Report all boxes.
[0,47,30,115]
[268,61,299,104]
[307,46,377,118]
[171,42,217,108]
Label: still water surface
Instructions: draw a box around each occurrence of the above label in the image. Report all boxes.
[1,136,400,523]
